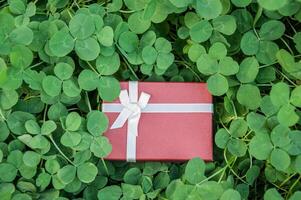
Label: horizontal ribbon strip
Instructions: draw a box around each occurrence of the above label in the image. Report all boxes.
[103,103,213,113]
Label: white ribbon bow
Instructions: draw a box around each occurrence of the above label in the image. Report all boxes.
[110,82,150,162]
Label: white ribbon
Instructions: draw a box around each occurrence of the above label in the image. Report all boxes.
[103,81,213,162]
[109,81,150,162]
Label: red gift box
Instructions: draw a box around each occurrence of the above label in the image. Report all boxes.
[102,82,213,162]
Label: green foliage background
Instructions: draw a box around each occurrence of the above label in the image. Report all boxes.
[0,0,301,199]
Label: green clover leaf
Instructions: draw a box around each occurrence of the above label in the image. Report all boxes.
[78,69,99,91]
[57,165,76,185]
[190,20,213,43]
[9,26,33,45]
[69,13,95,39]
[258,0,288,11]
[128,11,151,34]
[212,15,237,35]
[259,20,285,41]
[42,75,62,97]
[77,162,98,183]
[184,157,206,184]
[87,110,108,136]
[96,52,120,75]
[97,76,121,101]
[237,84,261,110]
[54,63,74,81]
[196,0,222,20]
[90,136,112,158]
[207,73,228,96]
[75,37,100,61]
[49,28,75,57]
[65,112,81,132]
[97,26,114,47]
[98,186,122,200]
[236,57,259,83]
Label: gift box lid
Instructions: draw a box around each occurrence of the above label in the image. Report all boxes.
[102,82,213,162]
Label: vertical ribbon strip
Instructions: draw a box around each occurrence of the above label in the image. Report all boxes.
[103,81,213,162]
[109,81,151,162]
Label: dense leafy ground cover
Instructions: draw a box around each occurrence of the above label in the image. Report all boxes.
[0,0,301,199]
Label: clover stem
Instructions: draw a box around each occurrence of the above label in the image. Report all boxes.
[286,18,297,34]
[49,135,75,166]
[284,34,294,40]
[243,130,253,139]
[23,95,40,101]
[257,84,273,87]
[218,167,227,183]
[101,157,109,176]
[197,166,227,185]
[253,28,260,40]
[182,62,202,82]
[229,155,237,169]
[123,56,139,80]
[97,95,101,111]
[270,182,288,193]
[279,173,297,187]
[43,104,48,122]
[158,196,169,200]
[68,108,79,111]
[67,9,74,19]
[230,100,238,119]
[86,61,100,75]
[175,58,203,82]
[116,44,139,80]
[259,61,278,69]
[0,108,6,121]
[169,32,178,41]
[39,159,43,168]
[116,9,135,13]
[220,120,231,135]
[281,38,294,55]
[218,150,239,183]
[72,0,80,9]
[0,2,7,9]
[253,6,262,28]
[275,69,297,87]
[85,92,92,112]
[287,175,301,197]
[248,151,253,169]
[224,149,248,184]
[59,117,66,130]
[35,11,48,15]
[26,61,44,70]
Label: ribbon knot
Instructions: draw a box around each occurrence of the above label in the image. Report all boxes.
[126,103,141,116]
[110,82,150,162]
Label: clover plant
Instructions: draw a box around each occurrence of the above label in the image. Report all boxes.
[0,0,301,200]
